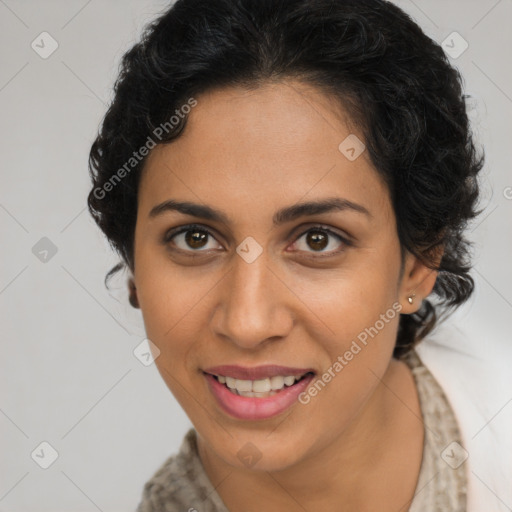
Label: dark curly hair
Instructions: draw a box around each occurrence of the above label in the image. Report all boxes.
[87,0,484,357]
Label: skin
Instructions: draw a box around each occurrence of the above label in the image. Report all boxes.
[131,80,439,511]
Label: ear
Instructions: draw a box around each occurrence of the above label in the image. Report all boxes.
[128,277,140,309]
[399,246,444,314]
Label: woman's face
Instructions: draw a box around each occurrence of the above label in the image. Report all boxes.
[133,81,428,471]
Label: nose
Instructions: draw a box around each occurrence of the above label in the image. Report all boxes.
[211,249,294,350]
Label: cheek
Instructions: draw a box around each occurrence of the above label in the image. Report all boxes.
[135,243,204,335]
[134,251,220,380]
[299,258,400,348]
[298,290,401,444]
[295,252,402,411]
[135,265,207,410]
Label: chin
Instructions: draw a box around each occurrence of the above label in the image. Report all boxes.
[205,425,309,472]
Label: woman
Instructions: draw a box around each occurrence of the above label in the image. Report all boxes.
[87,0,484,510]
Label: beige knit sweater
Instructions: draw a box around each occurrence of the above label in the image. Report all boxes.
[136,349,467,511]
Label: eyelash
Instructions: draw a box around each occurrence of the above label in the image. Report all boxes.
[163,223,351,257]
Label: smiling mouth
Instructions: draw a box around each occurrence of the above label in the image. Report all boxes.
[205,372,314,398]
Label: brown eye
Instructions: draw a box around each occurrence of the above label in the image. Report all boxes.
[185,229,209,249]
[164,224,223,252]
[291,226,349,255]
[306,231,329,251]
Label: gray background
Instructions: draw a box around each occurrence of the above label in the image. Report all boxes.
[1,0,511,510]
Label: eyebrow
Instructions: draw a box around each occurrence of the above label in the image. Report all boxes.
[149,197,371,226]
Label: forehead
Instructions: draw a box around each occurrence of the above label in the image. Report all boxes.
[138,80,392,224]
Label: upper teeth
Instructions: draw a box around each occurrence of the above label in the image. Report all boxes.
[218,374,304,392]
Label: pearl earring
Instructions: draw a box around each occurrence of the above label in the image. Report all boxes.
[407,293,416,304]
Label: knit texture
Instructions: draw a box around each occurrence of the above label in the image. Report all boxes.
[136,349,467,511]
[403,349,467,511]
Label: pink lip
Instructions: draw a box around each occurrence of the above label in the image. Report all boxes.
[203,365,315,380]
[204,372,315,421]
